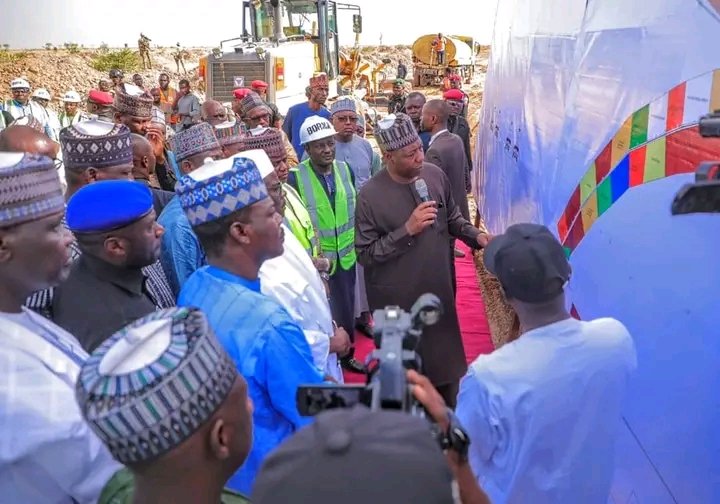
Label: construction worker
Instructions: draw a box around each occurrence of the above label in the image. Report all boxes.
[31,88,61,140]
[59,91,89,128]
[432,33,448,65]
[3,78,50,134]
[287,115,364,374]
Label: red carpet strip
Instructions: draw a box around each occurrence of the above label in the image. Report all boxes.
[344,241,495,384]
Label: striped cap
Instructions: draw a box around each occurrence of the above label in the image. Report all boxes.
[214,120,247,147]
[114,83,153,118]
[60,120,133,172]
[330,97,357,116]
[374,113,420,152]
[176,155,268,226]
[243,127,286,163]
[76,308,238,465]
[170,122,221,162]
[240,92,269,118]
[11,115,45,133]
[0,153,65,227]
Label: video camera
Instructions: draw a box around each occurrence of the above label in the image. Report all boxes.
[296,294,443,418]
[671,111,720,214]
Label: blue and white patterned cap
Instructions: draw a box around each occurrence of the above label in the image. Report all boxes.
[76,308,238,465]
[0,153,65,227]
[175,155,268,227]
[330,97,357,116]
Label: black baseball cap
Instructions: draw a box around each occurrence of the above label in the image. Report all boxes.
[483,223,571,303]
[252,406,454,504]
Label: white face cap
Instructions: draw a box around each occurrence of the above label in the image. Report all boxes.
[62,91,82,103]
[188,149,274,182]
[98,318,173,375]
[234,149,274,178]
[122,83,145,96]
[299,115,336,145]
[32,88,51,100]
[0,152,26,168]
[10,78,30,89]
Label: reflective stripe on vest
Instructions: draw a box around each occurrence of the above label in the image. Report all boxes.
[296,159,356,273]
[283,183,321,258]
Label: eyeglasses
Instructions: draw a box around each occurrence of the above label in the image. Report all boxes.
[335,115,358,123]
[53,158,64,170]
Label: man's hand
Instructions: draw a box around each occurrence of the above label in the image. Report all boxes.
[329,326,352,356]
[406,369,449,432]
[405,201,438,236]
[312,256,331,273]
[477,233,492,248]
[145,126,166,163]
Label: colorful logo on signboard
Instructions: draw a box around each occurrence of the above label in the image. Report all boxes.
[556,68,720,258]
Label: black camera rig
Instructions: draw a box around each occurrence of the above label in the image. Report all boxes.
[671,111,720,214]
[296,293,443,417]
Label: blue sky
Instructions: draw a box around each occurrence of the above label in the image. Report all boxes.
[1,0,497,48]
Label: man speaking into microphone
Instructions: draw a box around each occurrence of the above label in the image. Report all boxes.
[355,113,490,407]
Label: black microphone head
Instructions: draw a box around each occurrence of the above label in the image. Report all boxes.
[414,178,430,201]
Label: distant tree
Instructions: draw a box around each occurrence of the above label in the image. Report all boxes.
[2,44,9,50]
[124,43,129,48]
[99,42,109,54]
[44,43,53,50]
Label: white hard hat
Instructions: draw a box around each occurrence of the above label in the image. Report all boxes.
[299,115,336,145]
[62,90,82,103]
[10,78,30,89]
[32,88,51,100]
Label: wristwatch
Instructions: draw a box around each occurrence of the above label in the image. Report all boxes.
[437,408,471,461]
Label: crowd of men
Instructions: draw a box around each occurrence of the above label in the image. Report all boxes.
[0,65,637,504]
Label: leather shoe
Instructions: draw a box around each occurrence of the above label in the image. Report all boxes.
[341,357,366,374]
[355,319,374,338]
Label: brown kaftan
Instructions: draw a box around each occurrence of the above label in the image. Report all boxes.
[355,162,480,386]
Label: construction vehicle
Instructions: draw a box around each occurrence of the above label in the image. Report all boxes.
[201,0,362,115]
[339,49,391,98]
[411,34,476,87]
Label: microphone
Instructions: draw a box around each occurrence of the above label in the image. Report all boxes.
[414,178,436,228]
[415,178,431,202]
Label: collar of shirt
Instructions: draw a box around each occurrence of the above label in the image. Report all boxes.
[81,253,146,296]
[205,265,261,292]
[430,129,448,146]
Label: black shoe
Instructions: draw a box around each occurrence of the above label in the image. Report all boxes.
[341,357,366,374]
[355,319,374,338]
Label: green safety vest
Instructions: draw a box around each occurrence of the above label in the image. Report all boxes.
[295,158,356,274]
[284,182,321,258]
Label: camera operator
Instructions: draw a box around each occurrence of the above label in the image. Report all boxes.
[252,369,490,504]
[456,224,636,504]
